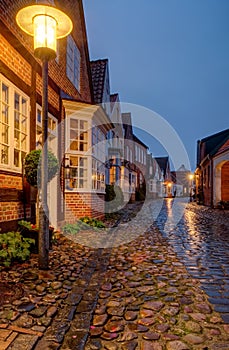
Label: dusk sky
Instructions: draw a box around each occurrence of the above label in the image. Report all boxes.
[83,0,229,170]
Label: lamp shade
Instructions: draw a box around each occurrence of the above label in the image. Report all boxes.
[16,4,72,60]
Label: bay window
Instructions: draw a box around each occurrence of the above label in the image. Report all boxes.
[0,75,29,170]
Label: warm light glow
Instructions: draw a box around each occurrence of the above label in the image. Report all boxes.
[189,174,194,180]
[16,4,73,61]
[168,182,172,187]
[33,15,57,59]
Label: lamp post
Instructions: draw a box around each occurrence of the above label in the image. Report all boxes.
[16,2,72,269]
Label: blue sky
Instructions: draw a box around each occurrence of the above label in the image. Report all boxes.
[83,0,229,170]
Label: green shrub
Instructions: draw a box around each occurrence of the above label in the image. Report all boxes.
[24,149,58,187]
[0,232,35,267]
[62,217,106,235]
[105,185,124,213]
[79,217,106,229]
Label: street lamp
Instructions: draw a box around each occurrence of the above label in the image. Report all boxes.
[16,2,72,269]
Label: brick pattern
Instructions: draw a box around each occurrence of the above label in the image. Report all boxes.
[65,192,105,222]
[221,161,229,201]
[0,34,31,86]
[0,202,30,222]
[0,174,22,190]
[0,0,96,227]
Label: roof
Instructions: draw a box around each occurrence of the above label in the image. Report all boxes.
[110,93,119,113]
[90,59,108,104]
[197,128,229,165]
[154,156,169,175]
[133,134,148,149]
[200,129,229,157]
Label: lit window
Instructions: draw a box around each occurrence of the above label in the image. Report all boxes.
[67,155,88,189]
[0,75,29,170]
[92,158,105,191]
[66,35,80,91]
[69,118,88,152]
[36,105,57,148]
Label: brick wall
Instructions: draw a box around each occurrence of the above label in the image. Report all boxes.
[0,174,22,190]
[65,192,105,223]
[0,202,30,223]
[0,34,31,86]
[222,161,229,201]
[0,0,94,227]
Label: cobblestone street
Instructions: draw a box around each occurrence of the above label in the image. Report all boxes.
[0,200,229,349]
[155,199,229,323]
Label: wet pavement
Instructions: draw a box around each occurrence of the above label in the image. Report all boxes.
[0,199,229,349]
[154,199,229,324]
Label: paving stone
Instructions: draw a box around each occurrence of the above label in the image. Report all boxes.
[93,314,108,326]
[142,301,164,311]
[141,341,163,350]
[166,340,190,350]
[182,333,204,345]
[121,340,138,350]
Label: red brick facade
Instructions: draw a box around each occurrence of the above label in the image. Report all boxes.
[65,193,105,222]
[0,0,93,231]
[221,161,229,201]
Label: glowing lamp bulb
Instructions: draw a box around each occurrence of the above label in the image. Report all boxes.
[33,14,57,60]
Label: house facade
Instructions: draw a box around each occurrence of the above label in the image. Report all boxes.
[171,164,192,197]
[195,129,229,207]
[147,154,164,198]
[0,0,112,232]
[154,156,172,197]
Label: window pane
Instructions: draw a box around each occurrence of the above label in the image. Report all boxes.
[70,119,78,128]
[37,110,42,123]
[2,124,9,144]
[21,134,26,150]
[70,140,78,150]
[21,116,27,132]
[14,111,20,130]
[14,93,20,110]
[14,149,19,167]
[22,98,27,115]
[1,146,8,164]
[2,105,9,124]
[2,84,8,103]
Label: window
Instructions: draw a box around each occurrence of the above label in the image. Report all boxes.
[67,155,88,189]
[92,158,105,191]
[36,105,57,148]
[69,119,88,152]
[92,125,105,161]
[66,35,80,91]
[0,76,29,170]
[149,179,154,192]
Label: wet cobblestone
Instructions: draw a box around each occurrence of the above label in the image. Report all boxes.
[0,200,228,349]
[155,199,229,323]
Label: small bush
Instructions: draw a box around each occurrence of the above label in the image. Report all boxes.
[0,232,35,267]
[105,185,124,213]
[62,217,106,235]
[24,149,58,187]
[79,217,106,229]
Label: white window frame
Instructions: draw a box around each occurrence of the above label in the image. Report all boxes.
[65,116,90,192]
[92,158,105,192]
[66,35,80,91]
[0,74,29,171]
[36,104,57,148]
